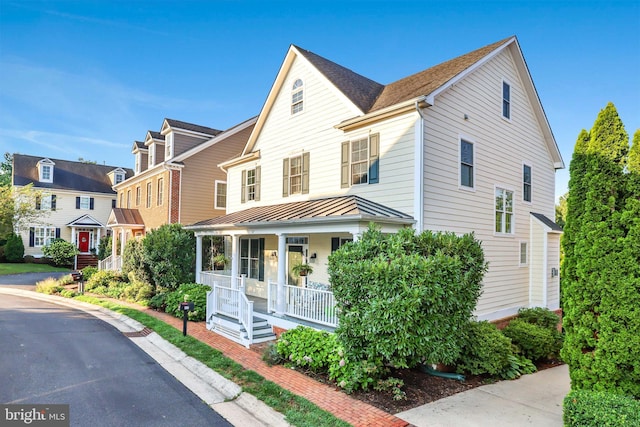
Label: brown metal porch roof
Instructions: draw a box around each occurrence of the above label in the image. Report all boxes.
[188,195,414,229]
[108,208,145,227]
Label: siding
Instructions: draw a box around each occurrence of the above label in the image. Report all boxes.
[530,220,545,306]
[547,233,560,309]
[116,170,170,230]
[421,48,557,318]
[172,133,209,158]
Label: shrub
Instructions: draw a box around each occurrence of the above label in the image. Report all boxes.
[105,280,128,299]
[81,266,98,281]
[261,342,284,366]
[143,224,195,291]
[97,235,112,260]
[148,292,168,311]
[328,356,385,394]
[60,289,76,298]
[122,272,154,303]
[35,278,63,294]
[328,225,488,370]
[564,389,640,426]
[276,326,338,372]
[164,283,210,321]
[4,232,25,262]
[502,319,562,361]
[57,274,75,285]
[455,321,514,377]
[23,255,35,263]
[121,238,152,287]
[85,270,123,291]
[42,239,79,267]
[517,307,560,330]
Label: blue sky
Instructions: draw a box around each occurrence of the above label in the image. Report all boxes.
[1,0,638,201]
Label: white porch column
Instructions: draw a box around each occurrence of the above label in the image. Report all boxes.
[120,229,126,255]
[230,234,239,286]
[195,235,202,283]
[71,228,76,248]
[276,233,287,316]
[96,228,101,250]
[111,228,117,256]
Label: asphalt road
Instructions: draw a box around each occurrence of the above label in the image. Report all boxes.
[0,294,232,427]
[0,271,72,290]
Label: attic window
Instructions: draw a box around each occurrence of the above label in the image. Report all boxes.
[114,172,124,184]
[291,79,304,114]
[37,159,55,183]
[502,81,511,119]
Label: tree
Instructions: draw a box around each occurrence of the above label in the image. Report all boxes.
[0,184,47,241]
[142,224,195,291]
[328,225,487,370]
[4,232,25,262]
[555,192,568,228]
[0,152,12,187]
[97,235,112,260]
[561,103,639,397]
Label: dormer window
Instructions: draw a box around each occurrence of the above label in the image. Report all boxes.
[149,144,155,167]
[291,79,304,114]
[135,153,141,174]
[37,159,55,183]
[114,172,124,185]
[165,133,174,160]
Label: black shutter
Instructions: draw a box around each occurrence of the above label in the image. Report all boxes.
[35,196,41,210]
[369,133,379,184]
[76,197,80,209]
[331,237,340,252]
[112,199,116,208]
[90,198,94,210]
[55,228,60,238]
[29,228,35,247]
[258,238,265,281]
[51,195,56,211]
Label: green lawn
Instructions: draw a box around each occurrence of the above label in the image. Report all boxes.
[0,263,71,276]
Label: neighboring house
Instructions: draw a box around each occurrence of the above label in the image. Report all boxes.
[105,117,256,267]
[11,154,133,267]
[188,35,564,343]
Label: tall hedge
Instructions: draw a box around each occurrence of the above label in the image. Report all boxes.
[327,225,487,369]
[142,223,195,291]
[561,103,640,397]
[4,232,25,262]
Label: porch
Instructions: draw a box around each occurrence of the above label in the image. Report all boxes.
[201,271,337,347]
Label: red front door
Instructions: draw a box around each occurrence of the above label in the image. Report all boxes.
[78,232,90,253]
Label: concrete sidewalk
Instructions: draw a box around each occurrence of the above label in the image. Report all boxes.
[396,363,570,427]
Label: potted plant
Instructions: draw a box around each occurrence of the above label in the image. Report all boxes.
[212,253,229,270]
[292,262,313,277]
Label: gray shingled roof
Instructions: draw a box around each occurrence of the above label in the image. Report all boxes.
[531,212,563,232]
[294,46,385,113]
[12,154,133,194]
[165,119,222,136]
[189,195,414,228]
[295,37,513,114]
[148,131,164,140]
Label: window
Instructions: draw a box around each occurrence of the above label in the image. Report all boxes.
[291,79,304,114]
[331,237,353,252]
[146,182,152,208]
[215,181,227,209]
[341,133,379,187]
[502,81,511,119]
[519,241,528,266]
[114,172,124,185]
[135,155,141,174]
[460,139,474,189]
[126,190,131,208]
[157,178,164,206]
[38,194,54,211]
[495,187,514,234]
[240,238,264,280]
[165,133,173,159]
[282,153,310,196]
[80,196,90,210]
[119,193,124,208]
[136,186,141,206]
[37,159,55,183]
[42,165,52,181]
[241,167,261,203]
[523,164,532,202]
[148,145,155,167]
[33,227,56,247]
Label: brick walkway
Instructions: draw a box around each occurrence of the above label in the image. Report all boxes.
[136,306,408,427]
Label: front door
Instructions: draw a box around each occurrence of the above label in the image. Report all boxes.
[287,245,304,286]
[78,231,90,253]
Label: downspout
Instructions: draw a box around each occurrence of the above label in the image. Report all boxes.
[414,98,427,232]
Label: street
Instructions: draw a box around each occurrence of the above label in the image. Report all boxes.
[0,294,232,427]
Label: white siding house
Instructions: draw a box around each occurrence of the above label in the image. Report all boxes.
[188,36,564,334]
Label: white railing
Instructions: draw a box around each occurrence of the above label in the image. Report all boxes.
[205,275,253,346]
[98,255,122,271]
[200,271,233,288]
[268,280,338,327]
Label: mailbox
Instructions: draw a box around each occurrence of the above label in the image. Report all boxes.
[179,302,194,311]
[178,302,194,336]
[71,271,83,282]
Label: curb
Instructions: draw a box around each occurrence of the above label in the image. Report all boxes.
[0,287,291,427]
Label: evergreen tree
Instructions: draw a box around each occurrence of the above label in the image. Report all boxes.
[561,103,639,397]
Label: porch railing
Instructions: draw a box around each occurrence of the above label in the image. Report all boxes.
[205,275,253,346]
[98,255,122,271]
[268,280,338,327]
[200,271,234,288]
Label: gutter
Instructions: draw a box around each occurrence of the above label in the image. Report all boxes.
[414,96,428,232]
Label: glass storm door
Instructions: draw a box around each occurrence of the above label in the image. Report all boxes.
[287,245,304,286]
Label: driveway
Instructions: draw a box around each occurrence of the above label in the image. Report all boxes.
[0,271,71,290]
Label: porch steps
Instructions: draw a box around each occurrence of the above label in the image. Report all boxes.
[208,314,276,346]
[76,254,98,270]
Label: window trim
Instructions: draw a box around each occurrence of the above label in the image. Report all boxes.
[157,178,164,206]
[33,226,56,247]
[126,190,131,209]
[114,172,124,185]
[519,241,528,266]
[282,152,310,197]
[148,144,155,167]
[291,78,304,115]
[502,79,511,121]
[136,186,141,206]
[214,180,227,210]
[239,237,264,280]
[522,162,532,203]
[459,136,476,191]
[146,182,152,208]
[341,133,379,188]
[37,159,55,183]
[165,133,174,160]
[494,185,515,236]
[241,166,261,203]
[79,196,91,210]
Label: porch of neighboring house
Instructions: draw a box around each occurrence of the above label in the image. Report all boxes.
[189,195,415,347]
[99,208,145,272]
[67,214,105,270]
